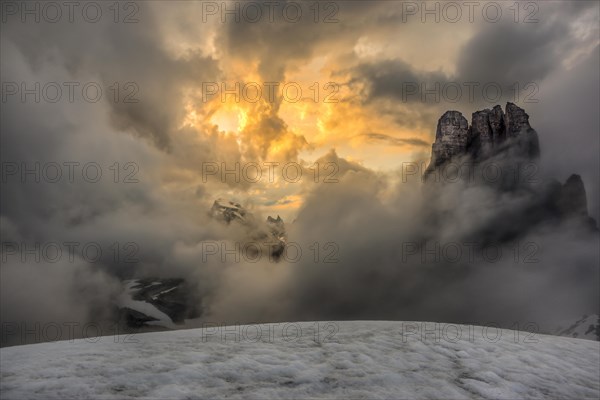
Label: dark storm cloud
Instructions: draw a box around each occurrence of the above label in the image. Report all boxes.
[221,0,391,81]
[349,59,449,103]
[0,15,229,344]
[253,171,600,329]
[0,4,220,150]
[346,1,599,139]
[455,20,569,87]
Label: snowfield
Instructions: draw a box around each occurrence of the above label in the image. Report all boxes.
[1,321,598,399]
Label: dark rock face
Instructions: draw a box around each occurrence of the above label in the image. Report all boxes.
[556,174,598,230]
[425,111,469,173]
[488,104,507,143]
[468,104,506,158]
[505,102,533,138]
[558,175,588,218]
[503,103,540,160]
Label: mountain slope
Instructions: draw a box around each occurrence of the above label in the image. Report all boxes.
[1,321,598,399]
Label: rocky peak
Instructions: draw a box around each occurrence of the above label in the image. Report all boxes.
[267,215,287,245]
[267,215,283,225]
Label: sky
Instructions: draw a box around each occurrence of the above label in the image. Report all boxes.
[2,1,598,220]
[1,1,599,344]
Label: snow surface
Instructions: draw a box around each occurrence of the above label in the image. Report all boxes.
[1,321,599,399]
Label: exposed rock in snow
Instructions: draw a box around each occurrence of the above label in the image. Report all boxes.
[116,279,200,331]
[554,314,600,341]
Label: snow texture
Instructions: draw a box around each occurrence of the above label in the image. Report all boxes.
[1,321,599,399]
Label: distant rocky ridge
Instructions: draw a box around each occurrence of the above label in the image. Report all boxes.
[210,199,287,259]
[210,199,247,223]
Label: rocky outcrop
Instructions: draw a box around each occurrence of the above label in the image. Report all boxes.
[424,103,596,230]
[424,102,540,180]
